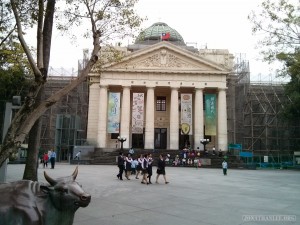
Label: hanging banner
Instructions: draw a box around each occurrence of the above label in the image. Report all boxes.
[205,94,216,135]
[181,93,193,135]
[132,93,144,134]
[107,92,120,133]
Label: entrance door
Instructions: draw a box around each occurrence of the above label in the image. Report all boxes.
[179,129,191,149]
[154,128,167,149]
[132,133,144,149]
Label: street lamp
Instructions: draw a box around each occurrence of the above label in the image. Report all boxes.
[200,138,210,153]
[117,136,127,151]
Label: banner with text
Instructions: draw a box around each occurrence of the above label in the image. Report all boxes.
[132,93,144,134]
[107,92,120,133]
[205,94,216,135]
[181,93,193,135]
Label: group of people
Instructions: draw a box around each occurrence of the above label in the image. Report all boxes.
[116,153,169,184]
[40,149,56,169]
[172,154,202,168]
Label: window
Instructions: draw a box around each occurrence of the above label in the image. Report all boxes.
[156,96,166,111]
[111,133,119,139]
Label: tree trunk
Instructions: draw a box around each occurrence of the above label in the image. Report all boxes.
[22,118,42,181]
[23,85,44,181]
[0,0,101,166]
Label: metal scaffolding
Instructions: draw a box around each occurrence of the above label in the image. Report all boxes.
[38,51,299,164]
[228,55,300,160]
[40,75,89,161]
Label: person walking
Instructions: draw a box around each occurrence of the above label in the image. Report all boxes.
[43,152,49,168]
[131,158,138,175]
[135,154,143,179]
[222,159,228,175]
[117,152,124,180]
[125,154,133,180]
[156,154,169,184]
[147,154,153,184]
[141,154,149,184]
[50,149,56,169]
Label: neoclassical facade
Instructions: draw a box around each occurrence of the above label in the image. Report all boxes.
[87,36,233,151]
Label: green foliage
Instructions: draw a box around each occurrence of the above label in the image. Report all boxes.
[278,51,300,120]
[0,0,14,45]
[248,0,300,62]
[249,0,300,121]
[0,41,32,101]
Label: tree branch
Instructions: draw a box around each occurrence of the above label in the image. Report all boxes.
[0,24,16,47]
[37,0,44,69]
[10,0,43,83]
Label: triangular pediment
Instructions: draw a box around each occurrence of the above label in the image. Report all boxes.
[102,42,229,74]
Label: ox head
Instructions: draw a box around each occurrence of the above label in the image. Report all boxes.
[42,166,91,211]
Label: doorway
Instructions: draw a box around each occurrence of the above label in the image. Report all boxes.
[132,133,144,149]
[154,128,167,149]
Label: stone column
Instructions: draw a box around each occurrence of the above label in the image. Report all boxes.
[170,87,179,150]
[218,88,228,151]
[194,88,204,150]
[120,86,131,149]
[144,86,155,149]
[97,85,108,148]
[87,83,100,145]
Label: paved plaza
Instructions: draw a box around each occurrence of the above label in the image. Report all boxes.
[5,163,300,225]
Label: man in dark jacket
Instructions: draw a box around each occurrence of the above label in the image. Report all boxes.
[117,152,125,180]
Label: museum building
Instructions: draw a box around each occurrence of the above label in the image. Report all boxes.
[87,22,234,152]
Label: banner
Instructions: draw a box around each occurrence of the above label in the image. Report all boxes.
[181,94,193,135]
[205,94,216,135]
[132,93,144,134]
[107,92,120,133]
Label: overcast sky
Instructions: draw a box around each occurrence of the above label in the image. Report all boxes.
[47,0,286,82]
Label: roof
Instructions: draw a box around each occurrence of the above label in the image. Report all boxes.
[135,22,185,46]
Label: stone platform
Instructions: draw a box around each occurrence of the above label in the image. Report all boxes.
[6,163,299,225]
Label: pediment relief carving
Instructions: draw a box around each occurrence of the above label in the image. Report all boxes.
[110,49,219,71]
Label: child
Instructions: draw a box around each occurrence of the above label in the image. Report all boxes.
[222,160,228,175]
[131,158,138,175]
[43,152,49,168]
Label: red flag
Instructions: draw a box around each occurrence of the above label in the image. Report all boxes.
[161,32,170,40]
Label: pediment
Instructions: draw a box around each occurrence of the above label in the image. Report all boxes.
[103,42,228,74]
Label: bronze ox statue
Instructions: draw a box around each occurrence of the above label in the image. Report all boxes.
[0,166,91,225]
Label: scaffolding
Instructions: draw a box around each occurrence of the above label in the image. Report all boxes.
[228,55,300,165]
[40,74,89,161]
[38,49,300,165]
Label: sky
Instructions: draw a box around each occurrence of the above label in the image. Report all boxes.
[46,0,286,82]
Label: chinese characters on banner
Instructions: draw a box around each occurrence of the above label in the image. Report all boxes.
[107,92,120,133]
[205,94,216,135]
[181,94,193,135]
[132,93,144,134]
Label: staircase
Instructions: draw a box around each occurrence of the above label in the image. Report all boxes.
[90,148,245,168]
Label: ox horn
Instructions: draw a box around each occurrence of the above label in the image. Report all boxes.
[44,171,57,186]
[72,166,78,180]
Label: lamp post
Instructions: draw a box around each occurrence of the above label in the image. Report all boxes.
[200,138,210,153]
[117,136,127,151]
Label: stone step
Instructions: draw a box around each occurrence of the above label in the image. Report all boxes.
[89,148,244,168]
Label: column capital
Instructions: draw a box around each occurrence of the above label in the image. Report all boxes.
[99,84,108,89]
[170,86,180,90]
[146,85,155,89]
[194,87,204,92]
[218,87,228,91]
[122,85,131,90]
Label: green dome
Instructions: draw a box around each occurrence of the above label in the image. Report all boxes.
[135,22,185,46]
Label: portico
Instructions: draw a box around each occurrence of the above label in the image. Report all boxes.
[87,40,231,152]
